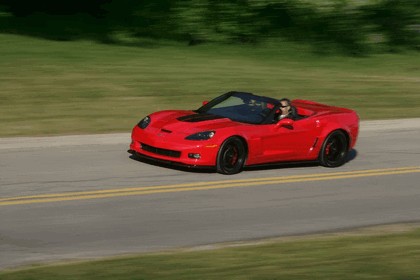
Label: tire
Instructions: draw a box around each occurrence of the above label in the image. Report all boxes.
[318,130,349,168]
[216,137,247,175]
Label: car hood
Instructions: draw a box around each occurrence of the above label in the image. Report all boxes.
[149,110,240,134]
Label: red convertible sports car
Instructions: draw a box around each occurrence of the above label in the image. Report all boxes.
[129,91,359,174]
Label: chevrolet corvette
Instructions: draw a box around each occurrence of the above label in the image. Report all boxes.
[128,91,359,174]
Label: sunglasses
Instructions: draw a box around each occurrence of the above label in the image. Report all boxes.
[280,105,289,108]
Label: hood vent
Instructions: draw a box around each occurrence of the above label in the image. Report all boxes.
[161,128,172,133]
[177,113,224,122]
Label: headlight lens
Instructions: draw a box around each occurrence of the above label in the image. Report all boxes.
[137,116,151,129]
[185,131,215,140]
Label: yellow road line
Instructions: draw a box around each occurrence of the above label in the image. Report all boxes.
[1,166,416,201]
[1,166,419,206]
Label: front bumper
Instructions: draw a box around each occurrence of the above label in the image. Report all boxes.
[129,132,220,167]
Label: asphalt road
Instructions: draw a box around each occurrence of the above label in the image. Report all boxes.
[1,118,420,269]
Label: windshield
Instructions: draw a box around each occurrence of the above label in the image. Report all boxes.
[197,92,279,124]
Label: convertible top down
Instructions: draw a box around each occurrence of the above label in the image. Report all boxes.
[128,91,359,174]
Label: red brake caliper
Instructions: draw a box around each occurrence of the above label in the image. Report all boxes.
[230,147,238,165]
[325,143,331,156]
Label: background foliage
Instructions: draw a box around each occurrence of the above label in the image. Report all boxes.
[0,0,419,55]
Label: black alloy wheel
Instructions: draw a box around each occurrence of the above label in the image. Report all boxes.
[216,137,247,175]
[318,130,349,167]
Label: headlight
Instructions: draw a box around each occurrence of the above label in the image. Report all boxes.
[137,116,151,129]
[185,131,215,140]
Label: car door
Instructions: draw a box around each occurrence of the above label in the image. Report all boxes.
[260,117,319,163]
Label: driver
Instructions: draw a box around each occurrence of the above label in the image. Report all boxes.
[278,98,297,120]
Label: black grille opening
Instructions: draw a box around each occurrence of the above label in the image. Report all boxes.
[141,143,181,158]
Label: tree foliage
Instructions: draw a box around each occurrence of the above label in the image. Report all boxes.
[0,0,418,54]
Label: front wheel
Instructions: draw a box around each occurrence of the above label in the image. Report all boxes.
[216,137,247,175]
[318,130,349,167]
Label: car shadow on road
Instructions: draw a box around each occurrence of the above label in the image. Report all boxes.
[129,149,358,174]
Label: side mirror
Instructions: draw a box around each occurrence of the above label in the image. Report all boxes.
[276,118,294,129]
[202,101,209,106]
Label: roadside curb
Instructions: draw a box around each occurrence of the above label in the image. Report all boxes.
[360,118,420,132]
[0,133,130,150]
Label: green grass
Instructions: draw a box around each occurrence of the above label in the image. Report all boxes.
[1,34,419,137]
[1,226,420,279]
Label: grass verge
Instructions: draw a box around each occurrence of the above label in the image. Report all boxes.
[1,224,420,279]
[1,34,419,137]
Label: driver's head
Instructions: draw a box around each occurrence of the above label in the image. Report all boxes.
[279,98,291,115]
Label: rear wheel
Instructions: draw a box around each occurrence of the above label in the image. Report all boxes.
[216,137,246,175]
[319,130,349,167]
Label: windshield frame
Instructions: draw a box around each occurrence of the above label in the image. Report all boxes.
[195,91,280,124]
